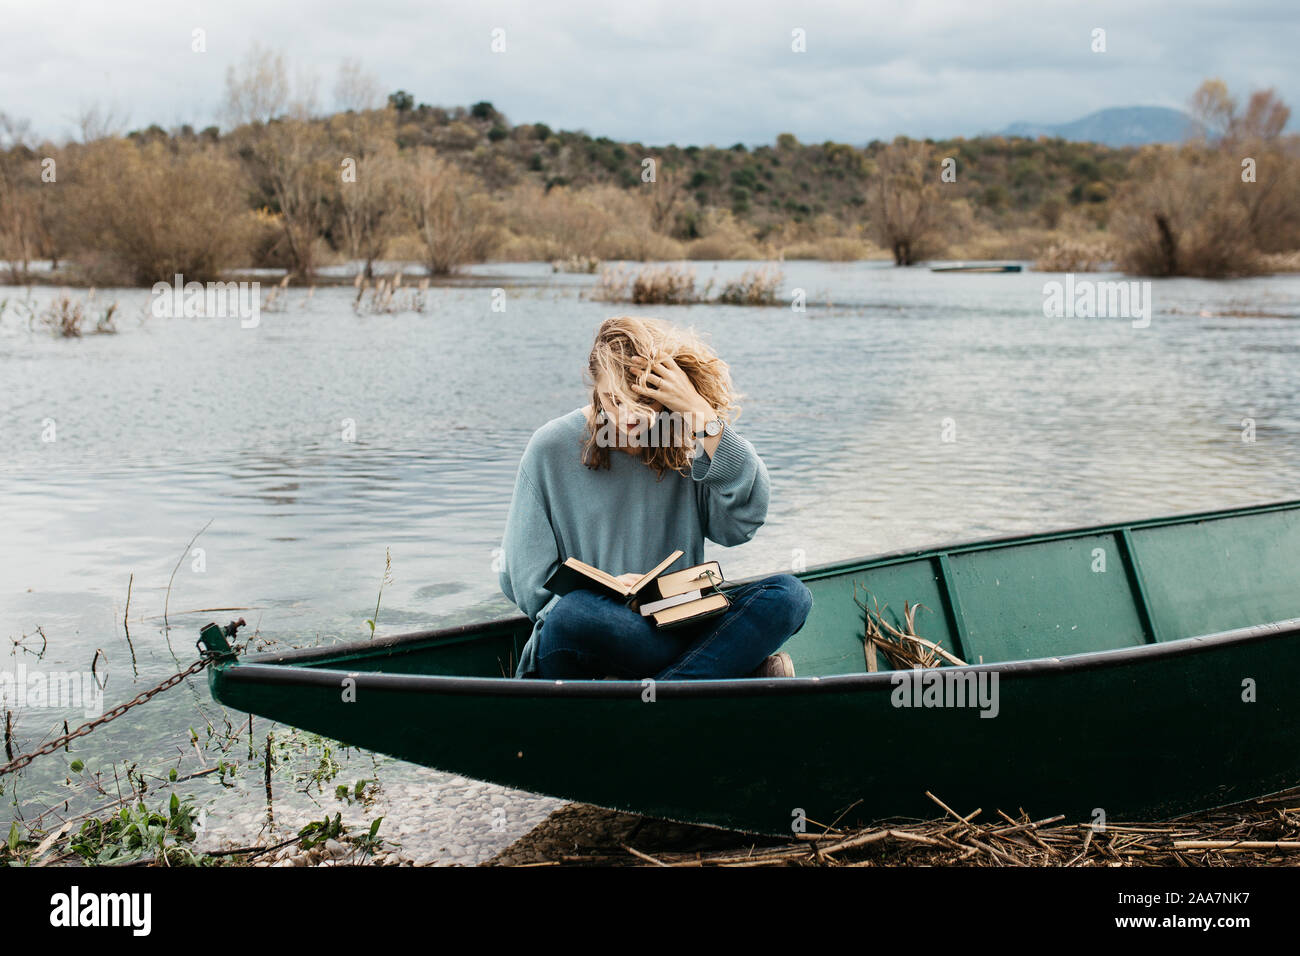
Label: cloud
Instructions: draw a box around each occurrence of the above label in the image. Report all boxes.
[2,0,1295,144]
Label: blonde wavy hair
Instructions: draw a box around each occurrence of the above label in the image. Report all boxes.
[581,316,742,478]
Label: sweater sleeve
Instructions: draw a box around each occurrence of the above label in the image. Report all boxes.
[690,422,770,546]
[498,465,564,623]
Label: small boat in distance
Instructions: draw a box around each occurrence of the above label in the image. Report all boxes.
[930,263,1023,273]
[202,499,1300,837]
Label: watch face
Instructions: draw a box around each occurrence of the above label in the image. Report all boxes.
[705,418,721,436]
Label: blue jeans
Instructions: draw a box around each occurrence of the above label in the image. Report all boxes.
[535,573,813,679]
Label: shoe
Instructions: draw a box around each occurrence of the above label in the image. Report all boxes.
[748,652,795,678]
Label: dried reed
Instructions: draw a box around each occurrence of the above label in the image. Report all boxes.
[852,582,965,671]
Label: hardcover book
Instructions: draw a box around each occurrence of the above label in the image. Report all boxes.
[543,552,731,629]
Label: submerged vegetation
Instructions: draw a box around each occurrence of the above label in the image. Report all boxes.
[1,291,119,336]
[591,263,785,306]
[1,714,396,867]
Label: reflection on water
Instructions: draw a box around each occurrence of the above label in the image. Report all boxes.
[2,260,1298,853]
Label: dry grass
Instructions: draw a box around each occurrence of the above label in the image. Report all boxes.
[629,264,700,304]
[501,183,683,262]
[352,271,429,314]
[486,785,1300,868]
[1260,250,1300,273]
[778,236,884,261]
[491,788,1300,867]
[590,262,788,306]
[853,583,965,671]
[682,209,762,260]
[551,254,601,273]
[716,265,784,305]
[34,293,117,337]
[1034,238,1115,272]
[591,263,703,305]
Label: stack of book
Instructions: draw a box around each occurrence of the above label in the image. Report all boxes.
[544,549,731,629]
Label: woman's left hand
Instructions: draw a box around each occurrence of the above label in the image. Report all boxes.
[628,355,711,418]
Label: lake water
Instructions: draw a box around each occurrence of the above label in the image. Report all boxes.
[2,259,1298,861]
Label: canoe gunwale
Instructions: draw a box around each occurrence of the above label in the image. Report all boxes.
[229,497,1300,672]
[213,616,1300,700]
[794,496,1300,581]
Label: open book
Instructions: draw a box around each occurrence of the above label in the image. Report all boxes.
[544,551,731,629]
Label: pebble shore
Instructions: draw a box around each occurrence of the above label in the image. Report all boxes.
[198,768,566,866]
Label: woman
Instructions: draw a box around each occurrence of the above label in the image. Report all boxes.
[498,316,812,680]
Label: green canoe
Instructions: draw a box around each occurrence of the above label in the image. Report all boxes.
[202,499,1300,837]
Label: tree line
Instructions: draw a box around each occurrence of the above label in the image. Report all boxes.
[0,49,1296,284]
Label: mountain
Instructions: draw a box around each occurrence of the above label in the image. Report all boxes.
[999,106,1205,147]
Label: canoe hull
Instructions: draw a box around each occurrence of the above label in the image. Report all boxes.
[210,617,1300,836]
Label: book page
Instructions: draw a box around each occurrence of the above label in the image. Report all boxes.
[564,557,628,593]
[630,549,684,595]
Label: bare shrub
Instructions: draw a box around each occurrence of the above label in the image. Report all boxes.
[0,156,41,282]
[247,118,334,279]
[589,264,631,302]
[684,209,760,260]
[399,148,499,275]
[36,293,117,337]
[717,265,784,304]
[578,185,681,260]
[867,139,959,265]
[591,264,704,304]
[502,184,616,261]
[223,43,290,127]
[779,236,879,260]
[630,264,700,304]
[1110,82,1300,277]
[1034,239,1114,272]
[333,59,383,114]
[592,263,786,306]
[1111,146,1264,277]
[551,254,600,273]
[767,213,875,261]
[330,111,403,277]
[68,139,253,284]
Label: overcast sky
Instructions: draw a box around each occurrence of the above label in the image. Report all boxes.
[3,0,1296,145]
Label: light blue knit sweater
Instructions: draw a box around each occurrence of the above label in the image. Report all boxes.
[498,407,771,678]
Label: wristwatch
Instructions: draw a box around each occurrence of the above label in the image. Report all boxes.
[693,416,723,438]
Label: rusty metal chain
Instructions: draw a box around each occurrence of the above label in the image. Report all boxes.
[0,657,210,777]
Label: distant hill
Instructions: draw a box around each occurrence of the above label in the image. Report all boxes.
[999,106,1205,146]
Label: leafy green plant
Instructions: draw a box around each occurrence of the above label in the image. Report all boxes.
[67,793,206,866]
[306,745,343,791]
[355,817,384,854]
[298,811,345,849]
[3,820,31,863]
[335,778,377,806]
